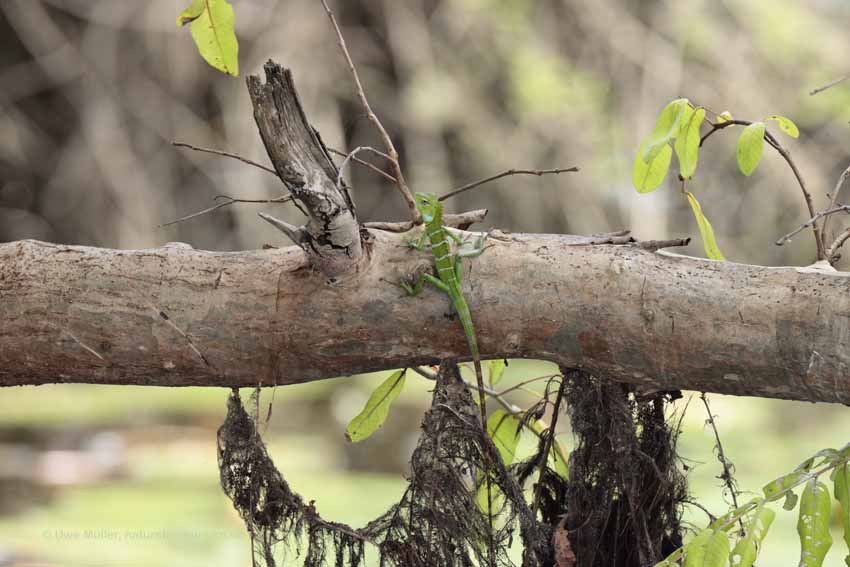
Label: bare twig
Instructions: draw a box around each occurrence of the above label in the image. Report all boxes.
[318,0,419,223]
[826,225,850,261]
[364,209,488,232]
[172,141,278,176]
[700,393,743,533]
[821,165,850,247]
[531,375,567,518]
[701,120,825,260]
[327,147,396,184]
[159,195,294,228]
[335,146,393,190]
[809,75,849,96]
[776,205,850,246]
[438,167,580,202]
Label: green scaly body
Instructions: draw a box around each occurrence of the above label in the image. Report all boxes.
[400,192,495,562]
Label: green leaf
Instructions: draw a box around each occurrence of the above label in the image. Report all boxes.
[784,491,800,511]
[345,370,406,443]
[683,528,713,567]
[764,470,809,499]
[552,440,569,479]
[488,359,507,387]
[633,142,673,193]
[487,410,522,465]
[730,506,775,567]
[798,480,833,567]
[736,122,765,176]
[643,98,690,162]
[675,107,706,179]
[176,0,205,25]
[177,0,239,76]
[767,115,800,138]
[834,464,850,566]
[530,419,570,479]
[685,192,725,260]
[704,530,730,567]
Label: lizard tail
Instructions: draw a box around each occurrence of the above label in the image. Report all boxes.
[456,303,496,564]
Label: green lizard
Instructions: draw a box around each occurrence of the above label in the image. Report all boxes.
[399,192,496,560]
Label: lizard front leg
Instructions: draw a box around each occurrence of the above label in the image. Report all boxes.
[398,269,450,297]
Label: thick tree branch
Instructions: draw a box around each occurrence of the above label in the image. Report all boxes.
[1,236,849,405]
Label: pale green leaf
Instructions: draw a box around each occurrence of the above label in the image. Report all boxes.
[730,507,775,567]
[176,0,205,26]
[488,359,508,387]
[784,491,800,511]
[643,98,690,163]
[178,0,239,76]
[685,192,725,260]
[683,528,714,567]
[530,419,570,479]
[633,142,672,193]
[798,480,833,567]
[767,115,800,138]
[654,549,684,567]
[736,122,765,176]
[704,529,730,567]
[476,474,504,516]
[763,470,809,499]
[675,107,706,179]
[345,370,406,442]
[552,439,569,479]
[487,410,522,465]
[834,464,850,566]
[717,111,733,123]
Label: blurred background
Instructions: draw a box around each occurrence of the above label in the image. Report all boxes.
[1,0,850,565]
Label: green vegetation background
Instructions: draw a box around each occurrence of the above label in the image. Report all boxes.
[2,0,850,565]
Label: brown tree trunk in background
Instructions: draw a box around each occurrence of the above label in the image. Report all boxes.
[1,234,849,405]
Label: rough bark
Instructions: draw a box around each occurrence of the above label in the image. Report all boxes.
[1,235,848,405]
[247,61,362,279]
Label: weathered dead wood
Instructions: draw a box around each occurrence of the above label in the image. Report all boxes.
[248,61,362,279]
[1,235,849,405]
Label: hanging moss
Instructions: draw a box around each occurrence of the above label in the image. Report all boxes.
[217,363,550,567]
[562,371,686,567]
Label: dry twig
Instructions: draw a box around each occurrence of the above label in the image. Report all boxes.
[172,141,278,176]
[439,167,580,202]
[319,0,418,223]
[809,75,849,96]
[701,120,825,260]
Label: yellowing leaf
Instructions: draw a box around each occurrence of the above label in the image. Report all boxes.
[488,359,507,387]
[736,122,765,176]
[798,480,833,567]
[675,107,706,179]
[633,142,672,193]
[767,115,800,138]
[685,192,725,260]
[177,0,239,76]
[345,370,406,442]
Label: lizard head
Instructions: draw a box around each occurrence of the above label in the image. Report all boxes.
[414,192,441,223]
